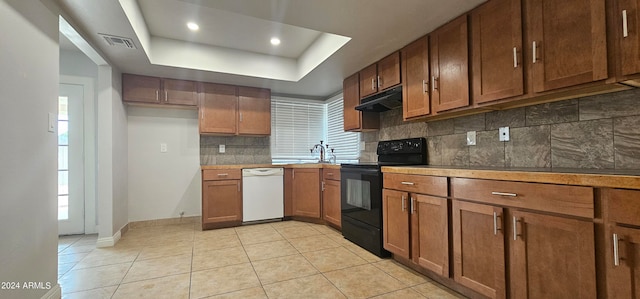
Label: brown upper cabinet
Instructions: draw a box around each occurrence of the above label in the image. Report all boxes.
[343,73,379,132]
[471,0,524,104]
[615,0,640,78]
[359,52,401,99]
[122,74,198,106]
[431,15,470,113]
[199,83,271,136]
[402,36,431,119]
[526,0,607,93]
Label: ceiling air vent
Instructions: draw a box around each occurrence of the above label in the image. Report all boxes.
[98,34,136,49]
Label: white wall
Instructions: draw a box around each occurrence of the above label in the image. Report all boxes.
[0,0,61,298]
[96,65,129,245]
[127,107,201,221]
[111,70,129,233]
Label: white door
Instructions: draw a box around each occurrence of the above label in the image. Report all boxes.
[58,83,85,235]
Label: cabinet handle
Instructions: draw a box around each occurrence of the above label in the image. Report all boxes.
[401,181,415,185]
[493,212,502,235]
[623,10,629,38]
[327,173,334,176]
[613,233,621,266]
[239,112,243,122]
[200,109,204,120]
[165,90,168,102]
[156,90,159,102]
[492,191,517,197]
[292,169,295,180]
[371,78,376,90]
[513,47,518,68]
[422,79,428,94]
[401,195,406,212]
[513,216,521,241]
[377,76,382,88]
[321,181,325,191]
[217,173,228,177]
[237,181,240,192]
[532,41,537,64]
[410,197,415,214]
[432,76,438,91]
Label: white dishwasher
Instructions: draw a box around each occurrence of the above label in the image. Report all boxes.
[242,168,284,222]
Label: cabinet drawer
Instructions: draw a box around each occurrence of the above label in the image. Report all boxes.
[323,168,341,181]
[202,169,241,181]
[606,189,640,226]
[452,178,593,218]
[384,173,447,197]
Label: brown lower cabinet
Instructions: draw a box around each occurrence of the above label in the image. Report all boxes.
[451,178,596,299]
[604,188,640,298]
[201,169,242,229]
[322,168,341,228]
[382,174,449,276]
[290,168,321,218]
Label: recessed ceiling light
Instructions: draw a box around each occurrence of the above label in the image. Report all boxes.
[270,37,281,46]
[187,22,199,31]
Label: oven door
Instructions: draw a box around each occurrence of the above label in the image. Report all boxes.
[340,166,382,228]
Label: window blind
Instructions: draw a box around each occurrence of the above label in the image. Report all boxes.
[271,97,326,162]
[326,97,360,161]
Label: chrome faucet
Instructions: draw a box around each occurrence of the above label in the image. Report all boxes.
[310,140,334,163]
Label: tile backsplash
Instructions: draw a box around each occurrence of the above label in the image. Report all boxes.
[200,136,271,165]
[361,88,640,171]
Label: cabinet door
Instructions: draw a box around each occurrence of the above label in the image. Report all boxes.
[322,179,341,228]
[378,52,401,91]
[122,74,161,104]
[238,87,271,135]
[343,73,361,131]
[619,0,640,75]
[527,0,607,92]
[402,37,431,119]
[431,15,470,112]
[382,189,410,259]
[471,0,524,104]
[359,64,378,99]
[411,194,448,276]
[343,73,379,132]
[510,210,596,299]
[452,200,506,299]
[199,83,237,134]
[607,225,640,298]
[292,169,321,218]
[163,79,197,106]
[202,180,242,224]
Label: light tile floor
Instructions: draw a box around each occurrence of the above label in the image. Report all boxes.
[58,221,465,299]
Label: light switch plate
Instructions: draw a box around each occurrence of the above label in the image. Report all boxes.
[160,143,168,153]
[219,144,225,153]
[499,127,510,141]
[466,131,476,146]
[48,112,55,133]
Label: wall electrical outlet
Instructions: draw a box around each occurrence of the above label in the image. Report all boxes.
[160,143,168,153]
[219,144,225,153]
[499,127,510,142]
[466,131,476,146]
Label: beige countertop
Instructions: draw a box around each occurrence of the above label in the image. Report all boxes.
[381,166,640,190]
[201,163,341,170]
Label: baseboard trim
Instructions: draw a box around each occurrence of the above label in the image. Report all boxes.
[96,230,121,248]
[129,216,199,229]
[41,283,61,299]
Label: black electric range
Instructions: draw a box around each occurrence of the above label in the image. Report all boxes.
[340,137,427,257]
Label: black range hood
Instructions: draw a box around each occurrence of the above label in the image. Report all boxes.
[355,85,402,112]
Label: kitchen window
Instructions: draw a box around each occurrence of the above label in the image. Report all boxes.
[271,95,360,164]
